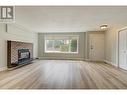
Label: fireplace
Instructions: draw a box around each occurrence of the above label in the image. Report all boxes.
[18,49,30,62]
[7,41,33,68]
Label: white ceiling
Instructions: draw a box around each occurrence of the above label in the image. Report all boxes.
[15,6,127,33]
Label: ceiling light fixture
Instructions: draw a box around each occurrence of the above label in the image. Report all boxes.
[100,24,108,29]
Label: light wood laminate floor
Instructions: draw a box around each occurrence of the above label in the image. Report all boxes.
[0,60,127,89]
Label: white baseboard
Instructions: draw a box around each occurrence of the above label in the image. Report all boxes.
[39,57,85,61]
[84,59,105,62]
[104,60,118,67]
[0,67,7,71]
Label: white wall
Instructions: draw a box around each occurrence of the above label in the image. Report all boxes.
[0,23,38,71]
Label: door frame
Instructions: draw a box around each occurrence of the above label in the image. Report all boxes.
[118,27,127,68]
[87,32,105,61]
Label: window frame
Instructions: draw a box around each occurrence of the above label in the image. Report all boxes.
[44,35,79,54]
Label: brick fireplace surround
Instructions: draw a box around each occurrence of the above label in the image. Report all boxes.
[7,41,33,68]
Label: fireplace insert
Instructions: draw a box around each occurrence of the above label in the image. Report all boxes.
[18,49,31,64]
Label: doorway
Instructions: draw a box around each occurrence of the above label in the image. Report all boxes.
[88,33,105,61]
[119,29,127,70]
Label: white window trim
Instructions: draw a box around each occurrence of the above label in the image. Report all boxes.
[44,35,79,54]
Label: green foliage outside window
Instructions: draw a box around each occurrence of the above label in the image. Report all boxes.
[70,40,77,52]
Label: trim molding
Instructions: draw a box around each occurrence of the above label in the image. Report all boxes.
[0,67,7,71]
[39,57,85,61]
[85,59,105,62]
[104,60,118,67]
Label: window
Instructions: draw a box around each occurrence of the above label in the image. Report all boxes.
[45,35,79,53]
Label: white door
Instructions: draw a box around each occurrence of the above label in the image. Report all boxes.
[89,34,105,61]
[119,30,127,70]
